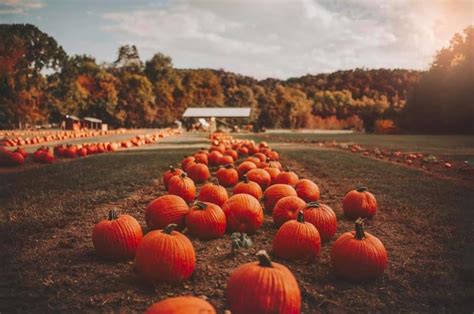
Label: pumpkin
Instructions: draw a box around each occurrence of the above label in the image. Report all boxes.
[237,146,249,157]
[198,181,229,206]
[233,175,263,199]
[168,173,196,203]
[266,150,280,161]
[300,201,337,242]
[342,186,377,220]
[246,168,272,190]
[330,218,388,281]
[136,224,196,284]
[187,162,210,183]
[145,296,216,314]
[218,155,234,166]
[185,201,226,239]
[224,149,238,161]
[263,166,281,184]
[272,196,306,228]
[295,179,320,202]
[181,156,195,171]
[145,195,190,230]
[0,150,24,166]
[263,184,297,212]
[221,194,263,234]
[237,161,257,179]
[77,147,88,157]
[253,152,267,162]
[194,152,208,165]
[273,170,299,186]
[14,147,28,158]
[92,209,143,260]
[273,211,321,260]
[163,165,184,189]
[215,164,239,187]
[245,156,260,165]
[227,250,301,314]
[208,150,223,166]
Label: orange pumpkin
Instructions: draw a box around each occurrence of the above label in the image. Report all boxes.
[227,250,301,314]
[187,162,210,183]
[208,150,223,166]
[181,156,195,171]
[246,168,272,190]
[215,164,239,187]
[273,170,299,186]
[233,175,263,200]
[272,211,321,260]
[295,179,320,202]
[194,152,208,165]
[198,181,229,206]
[218,155,234,166]
[237,161,257,179]
[163,165,184,189]
[185,201,226,239]
[145,296,216,314]
[224,149,238,161]
[272,196,306,228]
[168,173,196,203]
[221,194,263,234]
[145,195,190,230]
[300,201,337,242]
[92,209,143,260]
[331,218,388,281]
[263,166,281,184]
[263,184,297,212]
[136,224,195,284]
[342,186,377,220]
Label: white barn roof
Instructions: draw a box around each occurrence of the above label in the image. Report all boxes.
[182,107,251,118]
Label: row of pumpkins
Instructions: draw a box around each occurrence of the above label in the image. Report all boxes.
[92,135,388,313]
[0,129,129,147]
[0,129,181,167]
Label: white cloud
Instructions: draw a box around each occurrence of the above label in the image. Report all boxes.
[101,0,474,79]
[0,0,44,14]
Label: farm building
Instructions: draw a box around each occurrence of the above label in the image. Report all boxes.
[182,107,252,132]
[63,115,81,130]
[82,117,103,130]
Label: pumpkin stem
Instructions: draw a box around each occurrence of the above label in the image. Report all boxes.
[242,174,249,183]
[180,172,187,178]
[225,164,234,169]
[354,218,366,240]
[297,211,305,223]
[163,223,178,234]
[306,201,320,208]
[356,186,368,192]
[168,165,175,172]
[108,209,118,220]
[285,166,290,172]
[256,250,273,267]
[193,201,207,210]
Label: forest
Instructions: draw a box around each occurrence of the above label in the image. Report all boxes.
[0,24,472,133]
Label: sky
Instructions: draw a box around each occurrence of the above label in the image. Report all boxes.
[1,0,473,79]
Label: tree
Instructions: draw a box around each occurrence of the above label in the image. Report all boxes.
[402,26,474,133]
[0,24,66,128]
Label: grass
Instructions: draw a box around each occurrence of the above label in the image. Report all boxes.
[236,132,474,160]
[0,147,195,244]
[281,147,474,311]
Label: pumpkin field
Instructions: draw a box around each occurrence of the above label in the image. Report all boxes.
[1,131,473,313]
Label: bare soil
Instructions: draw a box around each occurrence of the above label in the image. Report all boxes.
[1,140,473,313]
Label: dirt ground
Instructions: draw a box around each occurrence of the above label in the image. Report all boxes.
[1,135,473,313]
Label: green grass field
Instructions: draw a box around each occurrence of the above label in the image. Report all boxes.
[1,132,473,312]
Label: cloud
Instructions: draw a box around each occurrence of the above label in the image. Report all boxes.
[0,0,44,14]
[101,0,473,79]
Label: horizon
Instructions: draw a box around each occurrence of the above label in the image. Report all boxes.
[1,0,472,79]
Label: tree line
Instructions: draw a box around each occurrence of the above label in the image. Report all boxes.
[0,23,472,132]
